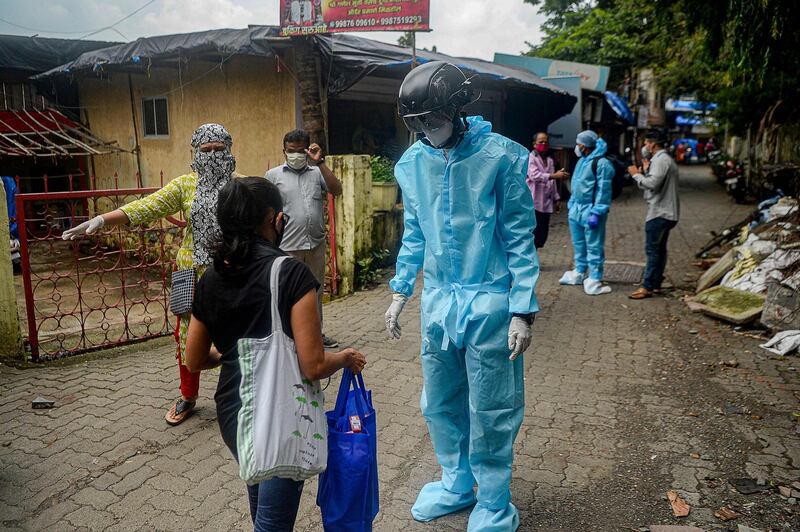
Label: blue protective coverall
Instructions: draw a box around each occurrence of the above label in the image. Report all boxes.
[566,138,614,281]
[390,116,539,531]
[2,176,18,240]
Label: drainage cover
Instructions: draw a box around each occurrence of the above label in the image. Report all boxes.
[603,262,645,284]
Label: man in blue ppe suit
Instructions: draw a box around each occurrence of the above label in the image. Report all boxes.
[384,61,539,531]
[559,130,614,295]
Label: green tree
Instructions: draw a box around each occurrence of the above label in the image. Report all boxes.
[397,32,413,48]
[524,0,800,134]
[398,32,437,53]
[656,0,800,132]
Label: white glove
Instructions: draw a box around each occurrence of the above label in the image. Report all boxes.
[508,316,532,360]
[385,292,408,339]
[62,215,105,241]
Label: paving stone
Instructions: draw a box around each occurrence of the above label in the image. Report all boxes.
[3,166,797,530]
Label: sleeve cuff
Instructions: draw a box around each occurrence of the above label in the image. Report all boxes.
[389,277,414,297]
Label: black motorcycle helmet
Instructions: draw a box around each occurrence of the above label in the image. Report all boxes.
[398,61,477,148]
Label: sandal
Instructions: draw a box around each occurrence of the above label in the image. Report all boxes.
[165,397,196,426]
[628,287,653,300]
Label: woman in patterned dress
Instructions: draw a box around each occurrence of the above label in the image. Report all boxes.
[62,123,236,426]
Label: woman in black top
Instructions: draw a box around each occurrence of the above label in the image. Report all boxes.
[185,177,366,531]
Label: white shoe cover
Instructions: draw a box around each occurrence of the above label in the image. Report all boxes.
[583,278,612,295]
[559,270,585,285]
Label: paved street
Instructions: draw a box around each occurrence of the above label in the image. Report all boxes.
[1,165,798,531]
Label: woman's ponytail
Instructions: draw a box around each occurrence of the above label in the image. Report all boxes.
[213,177,283,271]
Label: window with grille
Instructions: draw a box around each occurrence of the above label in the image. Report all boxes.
[142,97,169,137]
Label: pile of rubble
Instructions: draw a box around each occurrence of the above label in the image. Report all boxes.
[687,196,800,349]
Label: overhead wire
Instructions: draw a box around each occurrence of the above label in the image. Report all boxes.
[0,0,158,40]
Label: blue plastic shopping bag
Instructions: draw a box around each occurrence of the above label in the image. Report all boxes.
[317,369,379,531]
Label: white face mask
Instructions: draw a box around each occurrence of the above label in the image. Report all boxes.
[286,152,308,170]
[423,121,454,149]
[574,145,584,158]
[641,146,652,160]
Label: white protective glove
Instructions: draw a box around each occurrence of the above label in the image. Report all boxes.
[62,215,105,241]
[508,316,532,360]
[384,292,408,339]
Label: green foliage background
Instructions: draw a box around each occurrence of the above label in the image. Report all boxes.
[524,0,800,134]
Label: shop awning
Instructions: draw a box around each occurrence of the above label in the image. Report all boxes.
[311,33,577,125]
[35,25,577,128]
[34,27,285,78]
[604,91,635,124]
[0,108,125,157]
[0,34,118,72]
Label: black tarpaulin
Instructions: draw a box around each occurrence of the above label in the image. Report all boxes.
[34,27,286,78]
[310,33,577,126]
[0,34,117,72]
[33,25,576,127]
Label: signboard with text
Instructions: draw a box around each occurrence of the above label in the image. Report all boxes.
[541,76,581,148]
[494,53,610,93]
[280,0,430,36]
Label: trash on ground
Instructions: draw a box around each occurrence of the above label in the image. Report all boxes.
[737,525,764,532]
[760,330,800,356]
[697,247,738,293]
[691,197,799,330]
[666,490,691,517]
[714,506,739,521]
[723,249,800,295]
[721,404,746,415]
[729,477,773,495]
[649,526,704,532]
[720,359,740,367]
[31,397,55,409]
[690,286,766,324]
[761,281,800,331]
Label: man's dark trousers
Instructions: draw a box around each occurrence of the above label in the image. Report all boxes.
[643,217,677,290]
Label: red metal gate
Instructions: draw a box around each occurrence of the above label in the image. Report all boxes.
[15,176,181,361]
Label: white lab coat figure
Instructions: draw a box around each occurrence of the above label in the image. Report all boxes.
[290,0,302,24]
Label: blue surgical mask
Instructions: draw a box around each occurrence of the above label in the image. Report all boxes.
[574,145,583,158]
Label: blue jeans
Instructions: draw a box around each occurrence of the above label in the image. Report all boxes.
[246,477,304,532]
[643,217,677,290]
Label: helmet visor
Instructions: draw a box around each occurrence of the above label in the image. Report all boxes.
[402,111,451,133]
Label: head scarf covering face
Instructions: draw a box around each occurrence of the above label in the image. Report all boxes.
[189,123,236,266]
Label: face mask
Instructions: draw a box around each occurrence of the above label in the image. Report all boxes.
[535,143,549,154]
[574,145,583,158]
[286,152,308,170]
[192,149,236,182]
[190,148,235,266]
[422,121,454,149]
[641,146,652,160]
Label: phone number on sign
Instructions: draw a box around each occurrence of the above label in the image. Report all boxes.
[328,15,424,29]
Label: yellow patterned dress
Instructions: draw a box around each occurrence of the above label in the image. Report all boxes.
[120,172,205,363]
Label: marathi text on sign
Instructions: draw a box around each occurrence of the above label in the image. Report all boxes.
[279,0,431,36]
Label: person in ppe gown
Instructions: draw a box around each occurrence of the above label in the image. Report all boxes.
[559,130,614,295]
[384,61,539,532]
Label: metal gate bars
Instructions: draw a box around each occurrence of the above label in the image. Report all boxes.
[15,178,180,361]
